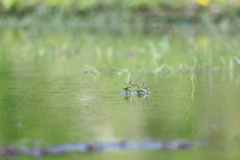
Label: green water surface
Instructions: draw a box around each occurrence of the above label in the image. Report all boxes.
[0,26,240,160]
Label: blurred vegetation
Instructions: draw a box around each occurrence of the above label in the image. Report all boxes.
[0,0,240,74]
[0,0,239,25]
[1,26,240,75]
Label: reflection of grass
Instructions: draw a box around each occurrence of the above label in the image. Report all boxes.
[191,74,195,89]
[191,74,195,101]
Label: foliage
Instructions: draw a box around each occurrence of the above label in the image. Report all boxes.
[0,0,239,20]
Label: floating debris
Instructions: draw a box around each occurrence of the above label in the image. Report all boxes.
[0,140,207,158]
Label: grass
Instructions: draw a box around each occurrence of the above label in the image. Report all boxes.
[0,0,240,27]
[1,21,240,76]
[0,0,238,14]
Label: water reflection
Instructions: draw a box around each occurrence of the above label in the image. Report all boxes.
[123,93,149,106]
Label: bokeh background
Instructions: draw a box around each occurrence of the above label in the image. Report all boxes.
[1,0,240,160]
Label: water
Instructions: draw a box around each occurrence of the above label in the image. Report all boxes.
[1,27,240,159]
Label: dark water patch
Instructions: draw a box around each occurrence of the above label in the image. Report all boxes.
[0,140,207,159]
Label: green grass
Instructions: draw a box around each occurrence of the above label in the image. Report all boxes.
[0,0,239,23]
[1,21,240,76]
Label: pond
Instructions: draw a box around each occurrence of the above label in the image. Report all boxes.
[0,26,240,159]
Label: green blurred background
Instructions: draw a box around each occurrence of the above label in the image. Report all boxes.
[1,0,240,160]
